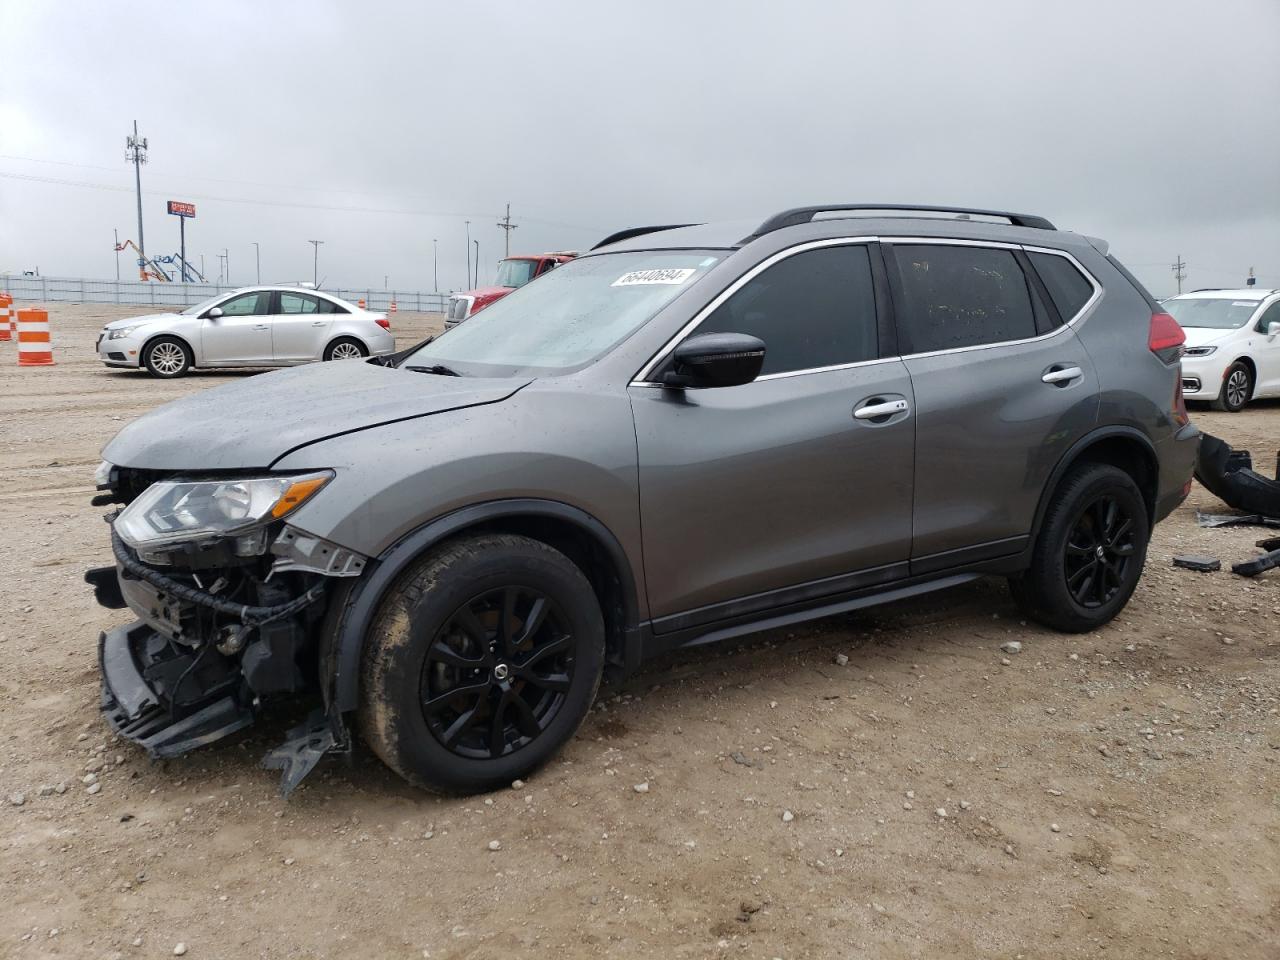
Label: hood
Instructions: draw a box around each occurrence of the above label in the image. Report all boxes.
[461,285,514,300]
[1180,326,1237,349]
[103,360,531,470]
[104,313,183,330]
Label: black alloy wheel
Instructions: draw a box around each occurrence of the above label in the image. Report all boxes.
[421,586,575,760]
[1062,494,1138,609]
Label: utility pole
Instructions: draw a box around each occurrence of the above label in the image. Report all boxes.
[223,248,230,285]
[384,275,388,290]
[433,238,438,292]
[465,221,471,290]
[1172,254,1187,295]
[252,242,260,284]
[474,240,480,286]
[113,228,120,281]
[200,254,205,281]
[1246,266,1256,288]
[308,240,324,287]
[125,121,148,267]
[496,202,518,258]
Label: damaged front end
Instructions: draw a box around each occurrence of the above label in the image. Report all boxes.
[87,463,368,793]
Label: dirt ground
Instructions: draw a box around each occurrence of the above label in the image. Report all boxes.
[1,302,1277,960]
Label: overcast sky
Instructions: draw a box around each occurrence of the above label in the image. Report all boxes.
[1,0,1277,298]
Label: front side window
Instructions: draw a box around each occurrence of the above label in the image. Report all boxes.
[1163,297,1261,330]
[691,245,878,376]
[278,293,320,314]
[404,251,721,376]
[494,259,538,288]
[890,245,1037,352]
[1255,301,1280,333]
[215,292,269,316]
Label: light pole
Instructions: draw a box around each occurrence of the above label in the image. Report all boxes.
[308,240,324,288]
[474,240,480,286]
[113,228,120,281]
[223,248,230,285]
[465,221,471,291]
[252,242,260,284]
[432,238,438,292]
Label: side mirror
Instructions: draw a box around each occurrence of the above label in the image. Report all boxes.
[1267,321,1280,337]
[206,307,224,319]
[662,332,765,389]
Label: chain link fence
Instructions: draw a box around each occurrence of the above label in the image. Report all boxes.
[0,275,449,313]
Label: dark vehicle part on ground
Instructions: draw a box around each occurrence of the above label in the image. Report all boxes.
[1231,537,1280,578]
[1195,511,1280,529]
[91,203,1201,796]
[1172,555,1221,572]
[1194,434,1280,519]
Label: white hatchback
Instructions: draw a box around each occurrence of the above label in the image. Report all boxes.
[1164,288,1280,411]
[96,286,396,378]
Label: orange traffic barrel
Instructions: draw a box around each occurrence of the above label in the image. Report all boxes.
[389,300,398,313]
[357,298,366,309]
[0,294,12,341]
[17,307,54,366]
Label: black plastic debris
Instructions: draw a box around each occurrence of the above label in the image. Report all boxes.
[1172,555,1221,572]
[1195,512,1280,530]
[1194,434,1280,520]
[1231,537,1280,578]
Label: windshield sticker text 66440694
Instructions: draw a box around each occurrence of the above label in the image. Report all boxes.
[612,268,697,287]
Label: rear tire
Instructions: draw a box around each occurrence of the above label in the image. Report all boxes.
[142,336,192,378]
[1009,463,1150,633]
[358,533,604,793]
[1209,361,1251,412]
[324,337,367,361]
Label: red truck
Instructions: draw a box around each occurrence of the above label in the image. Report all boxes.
[444,252,578,328]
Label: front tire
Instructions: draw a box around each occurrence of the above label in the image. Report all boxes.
[1210,361,1251,412]
[324,337,367,361]
[1010,463,1150,633]
[359,533,604,793]
[142,336,192,378]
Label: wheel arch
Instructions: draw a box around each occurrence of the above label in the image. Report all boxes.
[1228,356,1256,397]
[1032,427,1160,537]
[323,498,642,715]
[325,333,369,359]
[139,331,195,369]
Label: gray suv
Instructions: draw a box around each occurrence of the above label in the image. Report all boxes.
[88,204,1200,794]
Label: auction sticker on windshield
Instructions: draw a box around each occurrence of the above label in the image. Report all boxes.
[613,268,697,286]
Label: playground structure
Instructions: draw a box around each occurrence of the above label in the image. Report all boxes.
[113,239,205,283]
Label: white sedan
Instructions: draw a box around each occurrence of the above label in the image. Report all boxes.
[96,286,396,378]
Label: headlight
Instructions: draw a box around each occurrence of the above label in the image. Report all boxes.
[93,460,114,488]
[1183,346,1217,357]
[113,471,333,548]
[108,325,148,340]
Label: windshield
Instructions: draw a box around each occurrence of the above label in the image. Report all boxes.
[494,259,539,288]
[405,251,722,376]
[180,293,227,316]
[1164,297,1260,329]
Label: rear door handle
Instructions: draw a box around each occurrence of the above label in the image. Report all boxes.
[1042,365,1083,384]
[254,324,270,330]
[312,320,326,326]
[854,399,909,420]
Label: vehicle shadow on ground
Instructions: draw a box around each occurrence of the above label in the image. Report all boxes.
[154,575,1031,802]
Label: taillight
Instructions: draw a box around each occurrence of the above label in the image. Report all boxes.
[1149,311,1185,364]
[375,318,390,330]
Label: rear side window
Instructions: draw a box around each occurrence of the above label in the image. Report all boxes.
[694,245,878,375]
[1029,252,1094,320]
[889,245,1037,353]
[278,293,319,314]
[316,298,348,314]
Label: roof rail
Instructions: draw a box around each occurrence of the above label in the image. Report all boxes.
[745,204,1056,240]
[592,224,699,250]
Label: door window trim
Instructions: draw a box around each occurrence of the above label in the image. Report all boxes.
[631,236,883,385]
[881,238,1102,361]
[631,237,1103,385]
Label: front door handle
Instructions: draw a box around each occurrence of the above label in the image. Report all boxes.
[254,324,270,330]
[312,320,326,326]
[1042,365,1083,385]
[854,398,909,420]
